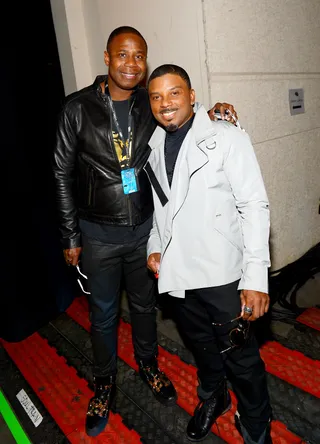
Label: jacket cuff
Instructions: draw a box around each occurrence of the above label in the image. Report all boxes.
[238,262,269,294]
[61,234,81,250]
[147,238,161,259]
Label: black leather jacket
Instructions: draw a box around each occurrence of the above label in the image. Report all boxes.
[53,75,156,249]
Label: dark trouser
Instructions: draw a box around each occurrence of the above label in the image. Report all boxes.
[171,280,272,442]
[80,223,158,379]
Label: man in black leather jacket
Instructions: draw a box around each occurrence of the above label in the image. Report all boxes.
[53,25,237,437]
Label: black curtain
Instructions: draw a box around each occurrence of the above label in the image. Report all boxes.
[0,1,78,342]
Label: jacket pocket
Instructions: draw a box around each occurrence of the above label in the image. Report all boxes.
[87,166,95,206]
[213,227,242,253]
[213,202,243,253]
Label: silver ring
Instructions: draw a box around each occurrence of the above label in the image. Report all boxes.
[243,306,253,314]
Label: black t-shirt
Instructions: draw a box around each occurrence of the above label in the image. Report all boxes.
[79,215,152,244]
[164,114,195,187]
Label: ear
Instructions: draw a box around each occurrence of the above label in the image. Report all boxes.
[104,50,110,67]
[190,88,195,106]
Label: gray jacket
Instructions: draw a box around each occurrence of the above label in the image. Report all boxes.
[145,104,270,298]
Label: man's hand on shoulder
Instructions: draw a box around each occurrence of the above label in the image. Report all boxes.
[208,102,238,125]
[240,289,270,321]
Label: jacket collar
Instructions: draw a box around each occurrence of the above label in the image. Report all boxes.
[193,103,217,147]
[93,75,140,104]
[148,103,217,151]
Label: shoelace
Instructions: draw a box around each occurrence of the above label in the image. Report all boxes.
[97,383,113,394]
[142,365,170,390]
[194,397,222,437]
[197,397,218,417]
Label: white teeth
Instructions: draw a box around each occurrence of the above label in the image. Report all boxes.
[163,111,175,117]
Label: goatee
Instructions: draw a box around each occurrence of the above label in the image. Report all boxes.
[165,123,179,132]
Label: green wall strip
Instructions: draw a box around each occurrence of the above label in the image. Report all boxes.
[0,390,31,444]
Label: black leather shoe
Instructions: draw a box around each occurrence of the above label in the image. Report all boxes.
[187,379,231,442]
[234,411,273,444]
[139,359,177,406]
[85,376,116,437]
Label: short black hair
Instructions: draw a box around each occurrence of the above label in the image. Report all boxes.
[106,26,148,52]
[147,64,191,89]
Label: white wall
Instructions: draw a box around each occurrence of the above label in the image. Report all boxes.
[50,0,76,95]
[51,0,209,107]
[50,0,320,270]
[50,0,95,94]
[203,0,320,268]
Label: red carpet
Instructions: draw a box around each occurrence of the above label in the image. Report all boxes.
[67,296,309,444]
[1,333,142,444]
[296,307,320,332]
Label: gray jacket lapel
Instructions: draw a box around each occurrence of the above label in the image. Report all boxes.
[171,106,217,218]
[146,105,218,251]
[147,126,170,199]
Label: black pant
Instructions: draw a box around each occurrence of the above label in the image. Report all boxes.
[171,280,272,441]
[80,219,158,378]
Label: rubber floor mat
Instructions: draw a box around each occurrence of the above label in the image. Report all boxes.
[0,334,142,443]
[259,341,320,397]
[0,345,67,444]
[39,316,218,444]
[67,296,306,444]
[296,307,320,332]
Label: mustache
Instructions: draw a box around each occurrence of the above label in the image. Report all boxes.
[160,108,178,115]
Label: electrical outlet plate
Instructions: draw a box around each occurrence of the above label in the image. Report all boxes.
[289,89,305,115]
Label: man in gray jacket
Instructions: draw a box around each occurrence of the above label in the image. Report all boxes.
[146,64,273,444]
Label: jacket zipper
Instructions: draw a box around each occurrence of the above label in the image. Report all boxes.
[88,166,94,206]
[126,97,136,225]
[127,195,133,225]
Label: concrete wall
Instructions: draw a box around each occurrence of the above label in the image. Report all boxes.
[50,0,320,270]
[50,0,209,106]
[203,0,320,268]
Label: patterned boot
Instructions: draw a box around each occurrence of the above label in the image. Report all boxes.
[85,375,116,437]
[138,358,177,406]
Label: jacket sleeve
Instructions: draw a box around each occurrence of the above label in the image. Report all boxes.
[52,105,81,249]
[147,214,162,258]
[222,125,270,293]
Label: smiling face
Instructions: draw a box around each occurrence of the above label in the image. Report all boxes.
[148,73,195,130]
[104,33,147,100]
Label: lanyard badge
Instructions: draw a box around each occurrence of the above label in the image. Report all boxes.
[121,167,139,194]
[105,87,139,195]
